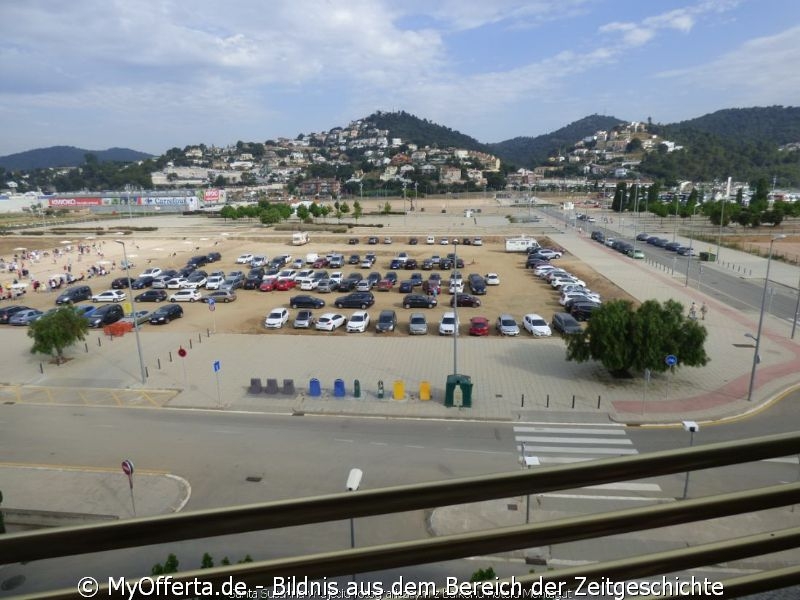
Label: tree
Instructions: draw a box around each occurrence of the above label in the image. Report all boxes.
[382,201,392,215]
[295,204,310,222]
[565,299,709,377]
[151,553,179,576]
[470,567,497,582]
[220,205,237,221]
[201,553,214,569]
[352,200,363,222]
[28,307,89,365]
[340,201,350,218]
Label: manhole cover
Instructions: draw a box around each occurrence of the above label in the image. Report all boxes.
[507,504,518,511]
[732,343,755,348]
[245,476,262,483]
[1,575,26,591]
[3,401,14,405]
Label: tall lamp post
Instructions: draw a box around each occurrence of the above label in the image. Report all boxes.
[684,204,702,287]
[345,468,363,582]
[746,234,786,402]
[115,240,147,384]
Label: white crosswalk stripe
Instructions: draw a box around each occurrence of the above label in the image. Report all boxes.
[514,423,665,497]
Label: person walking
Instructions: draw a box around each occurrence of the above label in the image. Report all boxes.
[700,302,708,320]
[689,302,697,321]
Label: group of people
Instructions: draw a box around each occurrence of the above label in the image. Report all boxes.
[689,302,708,321]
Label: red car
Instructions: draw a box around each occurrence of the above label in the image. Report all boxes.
[376,278,395,291]
[274,278,296,291]
[469,316,490,336]
[259,277,278,292]
[312,258,328,268]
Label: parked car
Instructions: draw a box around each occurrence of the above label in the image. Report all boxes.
[264,307,290,329]
[334,292,375,309]
[274,278,297,291]
[91,290,126,303]
[86,304,124,328]
[552,312,583,335]
[187,255,209,267]
[438,312,459,336]
[139,267,162,278]
[202,290,237,303]
[468,274,486,295]
[408,313,428,335]
[148,304,183,324]
[570,301,600,321]
[398,280,414,293]
[165,277,188,289]
[120,310,151,326]
[375,309,397,333]
[289,295,325,309]
[9,308,44,325]
[496,314,520,336]
[627,248,645,259]
[348,238,359,245]
[522,313,552,337]
[221,274,245,291]
[677,246,697,256]
[450,293,481,308]
[206,251,222,263]
[293,309,315,329]
[402,294,437,309]
[135,289,168,302]
[346,310,370,333]
[131,276,155,290]
[236,253,254,264]
[183,272,208,289]
[367,236,379,245]
[472,237,483,246]
[169,289,202,302]
[316,279,337,293]
[485,273,500,286]
[56,285,93,305]
[315,313,346,331]
[468,316,490,336]
[0,305,32,324]
[110,277,131,289]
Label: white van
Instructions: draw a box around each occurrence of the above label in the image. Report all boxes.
[426,235,436,245]
[305,252,319,264]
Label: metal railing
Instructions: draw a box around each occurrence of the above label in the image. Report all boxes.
[3,432,800,599]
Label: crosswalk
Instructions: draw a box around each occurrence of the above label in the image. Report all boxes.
[514,423,665,498]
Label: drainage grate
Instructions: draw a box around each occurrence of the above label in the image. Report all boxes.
[3,401,15,405]
[245,476,262,483]
[507,504,518,511]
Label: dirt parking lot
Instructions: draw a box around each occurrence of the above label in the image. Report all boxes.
[0,216,636,338]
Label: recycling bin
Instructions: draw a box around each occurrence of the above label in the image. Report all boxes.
[445,374,473,408]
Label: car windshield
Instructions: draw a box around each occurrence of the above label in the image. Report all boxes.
[502,318,516,326]
[442,317,455,324]
[411,317,425,324]
[530,318,546,326]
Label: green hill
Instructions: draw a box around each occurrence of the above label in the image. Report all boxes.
[365,111,490,153]
[0,146,153,171]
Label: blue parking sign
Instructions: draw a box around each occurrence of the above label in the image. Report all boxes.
[213,360,221,373]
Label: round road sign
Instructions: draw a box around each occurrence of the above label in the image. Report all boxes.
[665,354,678,367]
[121,459,135,476]
[178,347,187,358]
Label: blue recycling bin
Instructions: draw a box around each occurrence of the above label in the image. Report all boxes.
[334,378,346,398]
[309,378,321,397]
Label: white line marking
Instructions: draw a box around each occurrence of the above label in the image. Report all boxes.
[211,429,236,434]
[443,448,512,455]
[333,438,353,443]
[541,492,674,502]
[584,482,662,492]
[763,456,800,464]
[534,456,598,464]
[404,445,425,449]
[517,435,633,445]
[514,426,627,435]
[370,442,388,446]
[519,445,639,455]
[518,421,624,428]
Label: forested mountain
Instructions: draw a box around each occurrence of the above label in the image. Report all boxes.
[488,114,626,168]
[366,111,490,153]
[0,146,153,171]
[641,107,800,185]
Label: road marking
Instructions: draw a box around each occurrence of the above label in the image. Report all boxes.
[519,445,639,455]
[404,444,425,449]
[370,442,388,446]
[764,456,800,464]
[516,435,633,445]
[211,429,237,434]
[96,424,115,429]
[514,426,627,435]
[334,438,354,443]
[584,482,663,492]
[542,492,674,502]
[444,447,511,455]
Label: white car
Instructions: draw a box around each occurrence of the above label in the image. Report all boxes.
[291,259,305,269]
[138,267,162,278]
[536,249,563,259]
[448,281,464,294]
[169,289,201,302]
[277,269,298,280]
[534,265,559,277]
[439,238,449,245]
[522,313,552,337]
[438,312,459,336]
[315,313,346,331]
[472,237,483,246]
[299,278,319,291]
[236,253,254,264]
[250,255,268,268]
[183,275,207,289]
[426,235,436,245]
[346,310,370,333]
[551,277,586,289]
[206,275,225,290]
[329,271,344,284]
[264,307,289,329]
[91,290,126,303]
[485,273,500,286]
[166,277,188,289]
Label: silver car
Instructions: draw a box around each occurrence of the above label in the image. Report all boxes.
[408,313,428,335]
[496,314,520,336]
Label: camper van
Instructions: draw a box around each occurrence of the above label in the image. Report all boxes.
[292,232,309,246]
[505,236,539,253]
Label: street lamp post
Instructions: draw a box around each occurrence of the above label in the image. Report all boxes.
[681,421,699,499]
[684,204,702,287]
[345,468,363,582]
[746,234,786,402]
[115,240,147,384]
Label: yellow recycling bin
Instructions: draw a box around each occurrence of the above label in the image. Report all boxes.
[393,380,405,400]
[419,381,431,401]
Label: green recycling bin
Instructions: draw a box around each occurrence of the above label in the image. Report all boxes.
[445,374,473,408]
[699,251,716,262]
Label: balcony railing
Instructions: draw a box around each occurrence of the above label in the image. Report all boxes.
[2,432,800,599]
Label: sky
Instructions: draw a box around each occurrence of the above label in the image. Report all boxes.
[1,0,799,157]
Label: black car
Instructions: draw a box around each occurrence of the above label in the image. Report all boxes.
[526,257,549,269]
[0,305,31,324]
[178,265,196,277]
[135,289,168,302]
[348,238,359,245]
[570,301,600,321]
[450,294,481,308]
[664,241,682,252]
[367,236,379,245]
[348,254,361,265]
[130,276,154,289]
[337,279,357,292]
[635,232,651,241]
[402,294,437,309]
[375,309,397,333]
[187,255,209,267]
[439,258,453,270]
[591,231,605,243]
[289,295,325,309]
[421,259,434,270]
[149,304,183,324]
[243,268,265,290]
[398,280,414,293]
[468,274,486,295]
[408,237,418,245]
[384,271,398,284]
[551,312,583,335]
[403,259,418,270]
[111,277,131,289]
[86,303,124,328]
[367,272,381,287]
[334,292,375,309]
[206,251,222,262]
[55,285,93,304]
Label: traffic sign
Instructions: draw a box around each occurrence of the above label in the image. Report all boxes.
[121,459,134,476]
[208,297,216,312]
[665,354,678,367]
[178,347,187,358]
[213,360,221,373]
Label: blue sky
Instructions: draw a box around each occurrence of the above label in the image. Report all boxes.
[1,0,798,157]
